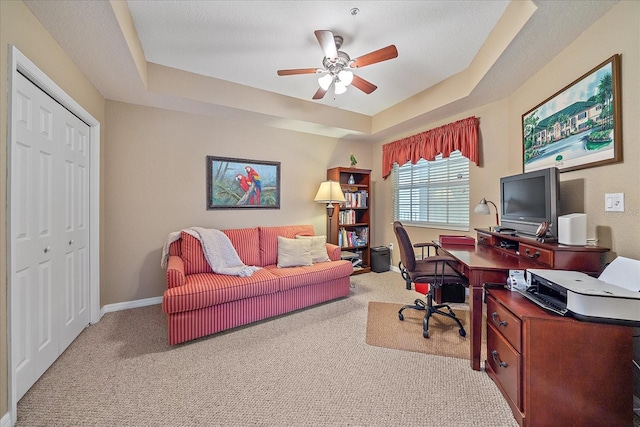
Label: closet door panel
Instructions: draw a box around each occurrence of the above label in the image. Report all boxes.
[12,73,60,400]
[58,107,90,350]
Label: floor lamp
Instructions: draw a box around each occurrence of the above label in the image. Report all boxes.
[474,197,499,228]
[314,180,346,244]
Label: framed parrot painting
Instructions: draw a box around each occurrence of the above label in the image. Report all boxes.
[206,156,280,209]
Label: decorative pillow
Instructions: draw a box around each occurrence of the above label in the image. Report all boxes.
[296,235,330,263]
[277,236,313,268]
[259,225,315,266]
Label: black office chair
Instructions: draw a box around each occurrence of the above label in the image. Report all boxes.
[393,221,467,338]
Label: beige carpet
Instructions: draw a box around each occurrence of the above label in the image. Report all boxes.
[366,301,486,360]
[16,271,518,427]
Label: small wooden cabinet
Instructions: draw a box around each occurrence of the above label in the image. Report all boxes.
[476,228,608,275]
[485,288,633,427]
[327,167,371,274]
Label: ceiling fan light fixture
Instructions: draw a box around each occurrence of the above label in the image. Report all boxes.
[277,30,398,100]
[338,69,353,86]
[318,73,333,90]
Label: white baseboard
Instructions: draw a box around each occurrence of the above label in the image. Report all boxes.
[1,412,12,427]
[98,296,163,319]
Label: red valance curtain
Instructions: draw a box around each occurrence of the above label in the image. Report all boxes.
[381,116,479,179]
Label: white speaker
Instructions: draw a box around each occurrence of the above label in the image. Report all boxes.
[558,213,587,246]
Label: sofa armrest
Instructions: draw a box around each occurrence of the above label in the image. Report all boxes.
[166,255,186,288]
[326,243,342,261]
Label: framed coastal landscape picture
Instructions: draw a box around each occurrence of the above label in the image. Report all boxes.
[522,54,621,173]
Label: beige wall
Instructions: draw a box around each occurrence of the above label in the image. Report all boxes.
[103,101,372,304]
[0,1,107,417]
[374,1,640,268]
[507,1,639,261]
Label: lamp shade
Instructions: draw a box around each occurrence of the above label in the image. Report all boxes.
[318,74,333,90]
[334,81,347,95]
[474,197,499,226]
[338,69,353,86]
[314,180,346,203]
[474,198,491,215]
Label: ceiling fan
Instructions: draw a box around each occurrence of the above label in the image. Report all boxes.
[277,30,398,100]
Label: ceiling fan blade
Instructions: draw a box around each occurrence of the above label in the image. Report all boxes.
[314,30,338,62]
[277,68,320,76]
[351,45,398,68]
[351,75,377,94]
[312,86,328,100]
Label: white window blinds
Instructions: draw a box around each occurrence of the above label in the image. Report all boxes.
[392,151,469,230]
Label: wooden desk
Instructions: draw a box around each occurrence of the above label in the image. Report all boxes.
[436,242,540,371]
[436,229,609,371]
[486,288,632,426]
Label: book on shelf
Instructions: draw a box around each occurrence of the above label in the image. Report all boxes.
[354,227,368,247]
[338,227,369,248]
[343,190,368,208]
[339,209,357,225]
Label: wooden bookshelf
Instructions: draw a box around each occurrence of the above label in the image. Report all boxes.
[327,167,371,275]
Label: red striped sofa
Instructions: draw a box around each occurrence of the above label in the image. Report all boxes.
[162,225,353,344]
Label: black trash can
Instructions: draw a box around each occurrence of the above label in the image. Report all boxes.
[370,246,390,273]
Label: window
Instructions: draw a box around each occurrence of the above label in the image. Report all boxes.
[391,151,469,230]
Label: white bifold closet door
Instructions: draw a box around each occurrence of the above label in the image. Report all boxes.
[11,72,90,400]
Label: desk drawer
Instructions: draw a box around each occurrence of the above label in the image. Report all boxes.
[519,243,552,266]
[487,323,521,411]
[486,295,521,352]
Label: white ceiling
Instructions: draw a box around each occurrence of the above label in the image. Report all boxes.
[23,0,619,141]
[126,1,510,116]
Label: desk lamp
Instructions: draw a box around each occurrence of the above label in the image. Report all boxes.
[474,198,499,227]
[314,181,346,244]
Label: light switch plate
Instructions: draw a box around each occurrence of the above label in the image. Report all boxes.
[605,193,624,212]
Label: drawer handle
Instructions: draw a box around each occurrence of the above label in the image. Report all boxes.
[491,350,508,368]
[491,312,508,327]
[525,248,540,259]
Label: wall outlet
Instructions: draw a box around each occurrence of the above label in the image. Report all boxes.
[389,243,394,251]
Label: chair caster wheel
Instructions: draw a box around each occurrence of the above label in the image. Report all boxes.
[398,313,404,321]
[423,330,430,338]
[459,329,466,337]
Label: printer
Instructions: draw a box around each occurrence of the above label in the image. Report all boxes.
[521,257,640,326]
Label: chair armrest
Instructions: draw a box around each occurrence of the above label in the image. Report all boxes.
[421,255,455,262]
[419,256,467,283]
[413,242,438,258]
[166,255,186,288]
[326,243,342,261]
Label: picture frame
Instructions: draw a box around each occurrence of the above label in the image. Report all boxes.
[206,156,280,209]
[522,54,622,173]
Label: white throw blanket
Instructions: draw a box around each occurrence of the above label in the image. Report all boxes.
[161,227,260,277]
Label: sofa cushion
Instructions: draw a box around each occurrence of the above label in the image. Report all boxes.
[259,225,315,266]
[181,231,212,275]
[180,228,261,275]
[277,236,313,268]
[295,235,331,263]
[222,227,260,266]
[265,260,354,292]
[162,268,280,314]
